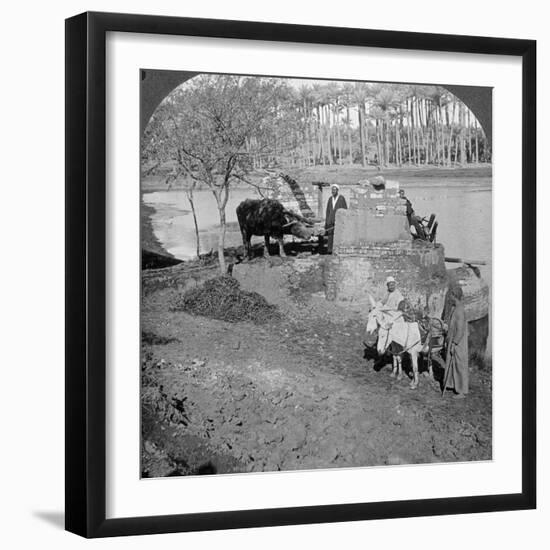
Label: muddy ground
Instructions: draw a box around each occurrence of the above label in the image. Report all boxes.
[141,279,492,478]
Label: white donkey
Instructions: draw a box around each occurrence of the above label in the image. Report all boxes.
[364,295,429,389]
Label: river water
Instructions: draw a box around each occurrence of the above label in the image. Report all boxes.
[143,178,491,282]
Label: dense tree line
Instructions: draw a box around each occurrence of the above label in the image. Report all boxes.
[143,77,490,176]
[253,81,490,169]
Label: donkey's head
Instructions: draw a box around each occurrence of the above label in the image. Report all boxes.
[365,294,393,355]
[365,295,382,348]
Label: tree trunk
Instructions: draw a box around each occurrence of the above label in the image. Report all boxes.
[384,119,390,167]
[453,128,459,165]
[316,106,324,164]
[326,106,333,165]
[359,106,367,167]
[475,119,479,163]
[214,187,229,274]
[186,187,200,258]
[335,103,342,164]
[217,209,226,274]
[460,104,466,166]
[415,98,423,164]
[347,105,353,164]
[410,98,417,164]
[375,119,382,167]
[407,109,412,165]
[441,111,445,165]
[425,101,431,164]
[466,109,472,162]
[302,98,309,166]
[395,120,401,166]
[364,108,369,164]
[448,100,456,165]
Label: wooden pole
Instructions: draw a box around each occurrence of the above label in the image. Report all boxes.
[441,347,454,397]
[444,257,487,266]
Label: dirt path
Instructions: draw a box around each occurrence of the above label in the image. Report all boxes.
[141,288,492,477]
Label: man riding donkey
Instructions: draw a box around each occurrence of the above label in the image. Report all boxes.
[366,276,467,395]
[365,276,427,389]
[365,276,445,390]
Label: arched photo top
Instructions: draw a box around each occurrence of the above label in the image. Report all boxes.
[141,70,491,145]
[141,71,491,183]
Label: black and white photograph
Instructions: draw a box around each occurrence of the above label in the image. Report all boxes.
[140,71,493,477]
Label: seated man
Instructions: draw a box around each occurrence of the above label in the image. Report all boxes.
[380,276,404,312]
[399,189,427,240]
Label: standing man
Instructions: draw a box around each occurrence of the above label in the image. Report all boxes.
[380,276,404,311]
[325,184,347,253]
[443,285,469,398]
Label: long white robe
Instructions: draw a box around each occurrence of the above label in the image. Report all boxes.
[381,289,404,311]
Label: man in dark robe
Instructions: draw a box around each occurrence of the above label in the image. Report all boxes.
[443,285,469,398]
[399,189,426,240]
[325,184,347,253]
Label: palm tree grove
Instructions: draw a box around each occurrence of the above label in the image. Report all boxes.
[144,75,489,175]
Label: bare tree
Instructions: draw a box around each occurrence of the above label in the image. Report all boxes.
[143,75,288,273]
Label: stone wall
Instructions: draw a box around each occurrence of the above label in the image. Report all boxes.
[334,209,411,246]
[325,242,449,315]
[333,180,410,245]
[232,256,326,310]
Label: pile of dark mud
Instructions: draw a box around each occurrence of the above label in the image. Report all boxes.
[172,275,281,324]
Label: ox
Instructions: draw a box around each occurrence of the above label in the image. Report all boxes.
[236,198,314,259]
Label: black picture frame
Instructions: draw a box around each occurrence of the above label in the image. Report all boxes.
[65,11,536,538]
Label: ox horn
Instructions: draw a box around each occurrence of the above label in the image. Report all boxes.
[282,220,298,228]
[282,208,315,227]
[368,294,376,308]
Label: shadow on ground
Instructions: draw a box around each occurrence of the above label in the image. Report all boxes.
[33,511,65,530]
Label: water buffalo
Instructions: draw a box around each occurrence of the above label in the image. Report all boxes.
[236,198,314,258]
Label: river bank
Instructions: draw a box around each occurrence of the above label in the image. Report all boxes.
[141,164,492,262]
[141,199,175,257]
[141,163,492,192]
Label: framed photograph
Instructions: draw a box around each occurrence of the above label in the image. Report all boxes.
[65,11,536,538]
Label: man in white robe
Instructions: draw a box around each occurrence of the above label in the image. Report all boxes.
[380,276,404,313]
